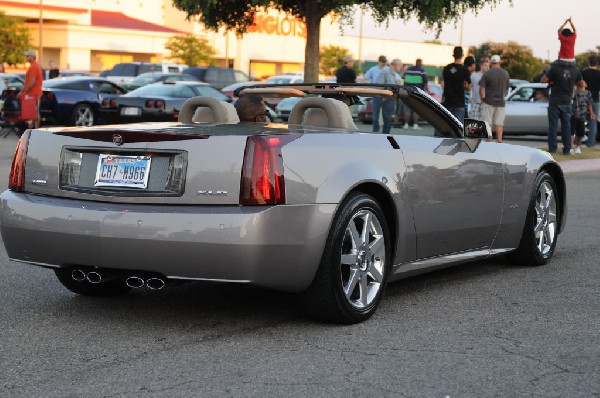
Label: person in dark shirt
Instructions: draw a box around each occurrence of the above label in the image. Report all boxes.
[48,60,60,79]
[235,94,270,123]
[335,55,357,84]
[581,55,600,147]
[541,60,583,154]
[442,46,471,123]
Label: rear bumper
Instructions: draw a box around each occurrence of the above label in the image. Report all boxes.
[0,191,335,292]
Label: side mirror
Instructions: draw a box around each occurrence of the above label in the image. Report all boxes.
[463,118,491,139]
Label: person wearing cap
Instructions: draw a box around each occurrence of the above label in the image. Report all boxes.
[364,55,391,133]
[442,46,471,123]
[335,55,357,84]
[478,54,510,142]
[21,49,44,128]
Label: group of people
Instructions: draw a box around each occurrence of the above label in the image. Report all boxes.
[336,55,429,135]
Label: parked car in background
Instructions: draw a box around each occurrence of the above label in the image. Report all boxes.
[123,72,200,92]
[265,74,304,84]
[221,81,262,99]
[0,73,25,90]
[503,83,549,135]
[100,62,188,86]
[509,78,529,93]
[57,71,95,78]
[39,77,126,126]
[182,67,250,90]
[0,83,567,324]
[99,81,231,124]
[274,96,302,121]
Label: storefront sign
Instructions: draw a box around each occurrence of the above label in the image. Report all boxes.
[248,13,306,38]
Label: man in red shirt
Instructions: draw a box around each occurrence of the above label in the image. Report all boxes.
[558,18,576,62]
[21,49,43,128]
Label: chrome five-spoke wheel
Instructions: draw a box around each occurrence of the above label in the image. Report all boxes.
[534,180,558,256]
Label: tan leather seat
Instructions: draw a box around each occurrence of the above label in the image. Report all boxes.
[178,96,240,124]
[288,97,357,129]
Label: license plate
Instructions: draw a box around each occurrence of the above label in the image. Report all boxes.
[94,154,151,189]
[120,107,141,116]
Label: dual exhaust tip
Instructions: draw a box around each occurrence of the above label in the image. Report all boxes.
[71,269,166,290]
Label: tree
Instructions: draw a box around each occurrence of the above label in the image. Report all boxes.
[171,0,505,83]
[165,34,217,66]
[319,45,354,77]
[469,41,546,81]
[0,12,32,66]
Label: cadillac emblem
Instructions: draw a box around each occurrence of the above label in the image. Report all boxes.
[112,134,124,146]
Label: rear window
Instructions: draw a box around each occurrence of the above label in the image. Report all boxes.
[125,84,195,98]
[139,64,161,74]
[112,64,137,76]
[191,85,230,101]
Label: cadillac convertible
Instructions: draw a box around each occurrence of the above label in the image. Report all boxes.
[0,83,566,323]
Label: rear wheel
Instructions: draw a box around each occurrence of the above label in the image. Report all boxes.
[302,193,391,324]
[507,171,559,266]
[54,269,131,297]
[70,104,95,126]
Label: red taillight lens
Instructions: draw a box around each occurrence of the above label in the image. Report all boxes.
[154,100,164,108]
[101,99,109,107]
[240,134,299,205]
[145,100,154,108]
[9,129,31,192]
[110,98,117,107]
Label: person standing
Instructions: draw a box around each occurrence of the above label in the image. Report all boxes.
[335,55,356,84]
[374,58,402,134]
[442,46,471,123]
[470,58,490,120]
[541,59,583,154]
[364,55,389,133]
[463,55,476,118]
[478,54,510,142]
[21,49,44,129]
[403,58,429,129]
[48,60,60,79]
[581,55,600,147]
[570,80,595,154]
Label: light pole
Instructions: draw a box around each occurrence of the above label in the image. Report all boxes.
[38,0,43,62]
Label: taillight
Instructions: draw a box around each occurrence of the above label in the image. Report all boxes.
[9,129,31,191]
[154,100,164,108]
[240,134,299,205]
[101,98,109,107]
[145,100,154,108]
[110,98,117,107]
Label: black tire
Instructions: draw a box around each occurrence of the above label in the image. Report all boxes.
[302,192,391,324]
[54,269,131,297]
[69,104,95,126]
[507,171,560,266]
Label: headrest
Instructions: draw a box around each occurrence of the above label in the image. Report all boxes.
[178,96,239,124]
[288,97,357,129]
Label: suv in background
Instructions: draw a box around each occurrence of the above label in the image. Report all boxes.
[100,62,188,85]
[182,67,250,90]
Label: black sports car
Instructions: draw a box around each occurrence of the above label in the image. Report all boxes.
[99,81,232,124]
[40,77,126,126]
[122,72,200,92]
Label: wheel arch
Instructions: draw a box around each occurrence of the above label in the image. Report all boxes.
[348,182,398,262]
[540,162,567,234]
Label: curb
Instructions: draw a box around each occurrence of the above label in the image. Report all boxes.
[559,158,600,173]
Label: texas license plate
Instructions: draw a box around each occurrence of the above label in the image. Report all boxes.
[120,107,141,116]
[94,154,151,189]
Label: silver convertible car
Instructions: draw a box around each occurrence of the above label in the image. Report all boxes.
[0,83,567,324]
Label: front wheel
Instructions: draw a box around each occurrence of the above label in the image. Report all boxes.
[302,193,391,324]
[70,104,95,126]
[507,171,560,266]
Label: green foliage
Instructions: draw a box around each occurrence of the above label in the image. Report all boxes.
[0,12,32,66]
[165,35,216,66]
[172,0,507,82]
[319,45,354,76]
[575,47,600,69]
[469,41,546,81]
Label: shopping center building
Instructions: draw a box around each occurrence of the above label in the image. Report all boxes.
[0,0,456,81]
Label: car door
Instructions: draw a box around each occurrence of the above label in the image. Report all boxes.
[393,96,504,259]
[504,86,549,133]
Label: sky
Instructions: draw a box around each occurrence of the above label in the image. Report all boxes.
[341,0,597,61]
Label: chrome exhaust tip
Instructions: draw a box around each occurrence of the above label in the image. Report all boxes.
[71,269,87,282]
[146,277,166,290]
[86,271,102,284]
[126,276,145,288]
